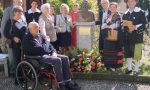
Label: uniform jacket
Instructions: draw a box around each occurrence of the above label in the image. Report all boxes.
[25,8,41,24]
[122,7,147,43]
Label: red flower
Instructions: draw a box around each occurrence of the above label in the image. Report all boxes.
[92,62,96,66]
[81,66,84,69]
[92,65,95,69]
[70,68,74,71]
[117,60,123,64]
[117,51,123,56]
[79,58,83,62]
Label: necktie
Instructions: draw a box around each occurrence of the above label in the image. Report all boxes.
[65,17,67,23]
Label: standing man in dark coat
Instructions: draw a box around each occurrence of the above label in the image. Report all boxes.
[23,22,73,89]
[96,0,110,54]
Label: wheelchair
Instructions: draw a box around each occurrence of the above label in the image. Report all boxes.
[16,55,59,90]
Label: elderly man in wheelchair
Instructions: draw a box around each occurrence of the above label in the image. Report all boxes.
[16,22,80,90]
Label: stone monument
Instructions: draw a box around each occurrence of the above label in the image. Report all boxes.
[76,0,95,51]
[76,0,95,22]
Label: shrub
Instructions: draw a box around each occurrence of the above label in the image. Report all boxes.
[0,5,3,25]
[48,0,97,13]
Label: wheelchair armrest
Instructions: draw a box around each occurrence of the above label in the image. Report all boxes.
[24,55,42,59]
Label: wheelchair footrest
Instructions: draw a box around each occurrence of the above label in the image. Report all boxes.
[40,63,53,72]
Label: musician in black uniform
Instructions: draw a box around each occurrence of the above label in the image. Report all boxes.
[24,0,41,24]
[122,0,147,75]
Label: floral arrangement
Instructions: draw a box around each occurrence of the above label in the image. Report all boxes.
[66,47,102,73]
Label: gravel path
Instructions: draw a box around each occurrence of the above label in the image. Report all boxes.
[76,80,150,90]
[0,77,150,90]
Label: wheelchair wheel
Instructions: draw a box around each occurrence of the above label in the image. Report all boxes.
[48,78,59,90]
[39,73,59,90]
[16,61,38,90]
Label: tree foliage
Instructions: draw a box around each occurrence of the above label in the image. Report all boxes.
[0,5,3,24]
[48,0,97,13]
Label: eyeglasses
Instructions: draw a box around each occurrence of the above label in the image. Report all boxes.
[74,5,78,7]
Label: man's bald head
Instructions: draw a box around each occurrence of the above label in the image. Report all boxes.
[28,22,39,37]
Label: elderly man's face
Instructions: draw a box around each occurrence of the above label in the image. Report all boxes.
[101,0,109,10]
[30,24,39,36]
[14,0,23,6]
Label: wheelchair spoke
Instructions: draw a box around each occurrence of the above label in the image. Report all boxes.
[16,61,38,90]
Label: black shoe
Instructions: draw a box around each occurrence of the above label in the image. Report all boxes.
[59,83,66,90]
[133,71,139,76]
[14,81,19,86]
[65,81,81,90]
[125,70,132,75]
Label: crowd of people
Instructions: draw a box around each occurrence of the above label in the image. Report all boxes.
[0,0,80,89]
[0,0,149,89]
[98,0,147,75]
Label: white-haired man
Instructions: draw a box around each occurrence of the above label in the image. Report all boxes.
[96,0,110,54]
[23,22,80,90]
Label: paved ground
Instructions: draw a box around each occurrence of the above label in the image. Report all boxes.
[77,80,150,90]
[0,75,150,90]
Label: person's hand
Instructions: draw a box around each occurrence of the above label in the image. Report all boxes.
[52,52,57,57]
[45,36,50,42]
[128,25,136,32]
[73,21,76,25]
[122,20,127,26]
[72,21,76,28]
[13,37,20,43]
[57,27,62,32]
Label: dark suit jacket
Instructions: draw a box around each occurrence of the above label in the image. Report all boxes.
[95,10,111,26]
[23,33,56,56]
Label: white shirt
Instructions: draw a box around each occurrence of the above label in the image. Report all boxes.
[102,9,109,24]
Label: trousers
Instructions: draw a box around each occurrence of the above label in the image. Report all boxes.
[40,54,71,82]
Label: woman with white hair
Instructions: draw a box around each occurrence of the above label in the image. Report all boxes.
[56,3,73,52]
[38,3,57,49]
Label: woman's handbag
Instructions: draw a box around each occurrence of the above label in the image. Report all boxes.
[106,29,118,41]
